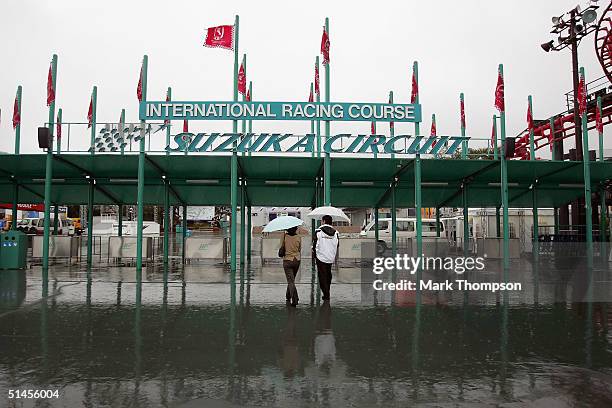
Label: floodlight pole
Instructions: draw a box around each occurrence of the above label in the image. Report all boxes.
[42,54,57,276]
[323,18,331,206]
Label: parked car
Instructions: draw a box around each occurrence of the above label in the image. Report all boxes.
[360,217,444,252]
[16,217,70,235]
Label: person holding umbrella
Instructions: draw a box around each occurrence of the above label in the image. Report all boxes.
[309,206,349,301]
[263,216,304,306]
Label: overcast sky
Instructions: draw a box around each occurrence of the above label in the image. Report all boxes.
[0,0,606,155]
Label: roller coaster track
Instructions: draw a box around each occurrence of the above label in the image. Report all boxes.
[512,2,612,159]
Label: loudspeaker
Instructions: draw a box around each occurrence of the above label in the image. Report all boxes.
[504,137,515,159]
[38,127,51,149]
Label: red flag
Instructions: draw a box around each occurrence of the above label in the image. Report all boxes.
[596,103,603,134]
[430,119,436,136]
[183,120,189,133]
[246,88,251,102]
[527,102,534,131]
[46,64,55,106]
[371,122,376,135]
[460,98,466,130]
[308,87,313,103]
[314,62,320,95]
[164,92,170,125]
[203,25,234,50]
[12,96,20,129]
[577,74,587,116]
[494,68,505,112]
[137,63,143,102]
[320,27,330,65]
[389,94,394,130]
[57,113,61,140]
[238,62,246,95]
[410,70,418,104]
[87,97,93,128]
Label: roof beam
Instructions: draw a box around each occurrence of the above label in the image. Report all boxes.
[374,159,414,207]
[437,161,500,208]
[54,155,122,204]
[144,155,185,204]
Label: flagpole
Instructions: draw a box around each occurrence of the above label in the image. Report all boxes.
[11,86,22,230]
[413,61,420,137]
[15,86,22,155]
[498,64,510,271]
[528,95,534,160]
[241,53,247,156]
[493,114,498,160]
[166,87,171,155]
[136,55,148,275]
[460,93,466,159]
[230,15,240,276]
[56,108,62,154]
[316,56,321,159]
[120,109,126,155]
[42,54,58,275]
[389,90,394,159]
[90,86,97,155]
[310,82,315,158]
[323,17,331,206]
[248,81,252,156]
[372,120,377,159]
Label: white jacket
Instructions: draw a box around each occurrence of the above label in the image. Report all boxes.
[314,225,339,264]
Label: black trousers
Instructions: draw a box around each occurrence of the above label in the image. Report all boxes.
[283,259,300,303]
[316,259,333,300]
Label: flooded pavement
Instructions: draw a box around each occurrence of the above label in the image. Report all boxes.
[0,260,611,407]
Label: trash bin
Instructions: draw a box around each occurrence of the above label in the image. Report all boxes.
[0,231,28,269]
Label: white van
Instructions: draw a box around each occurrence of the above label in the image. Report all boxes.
[16,217,72,235]
[360,217,444,250]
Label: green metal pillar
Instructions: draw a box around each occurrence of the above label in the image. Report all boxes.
[532,183,539,258]
[310,82,315,158]
[240,181,246,265]
[413,61,420,137]
[166,87,171,156]
[182,205,187,265]
[248,81,253,156]
[498,64,510,270]
[163,180,169,264]
[118,204,123,236]
[246,205,252,262]
[230,152,238,273]
[415,156,422,258]
[554,207,559,235]
[136,55,148,274]
[241,53,247,157]
[597,96,607,243]
[462,183,469,256]
[323,17,331,206]
[435,207,440,237]
[90,86,97,156]
[580,67,593,268]
[42,54,57,274]
[460,93,467,159]
[86,180,94,267]
[56,108,62,154]
[391,181,397,256]
[230,14,240,276]
[528,95,535,160]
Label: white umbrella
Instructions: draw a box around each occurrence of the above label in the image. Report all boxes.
[306,206,350,223]
[262,216,304,233]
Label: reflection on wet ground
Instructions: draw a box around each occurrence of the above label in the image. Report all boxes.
[0,260,611,407]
